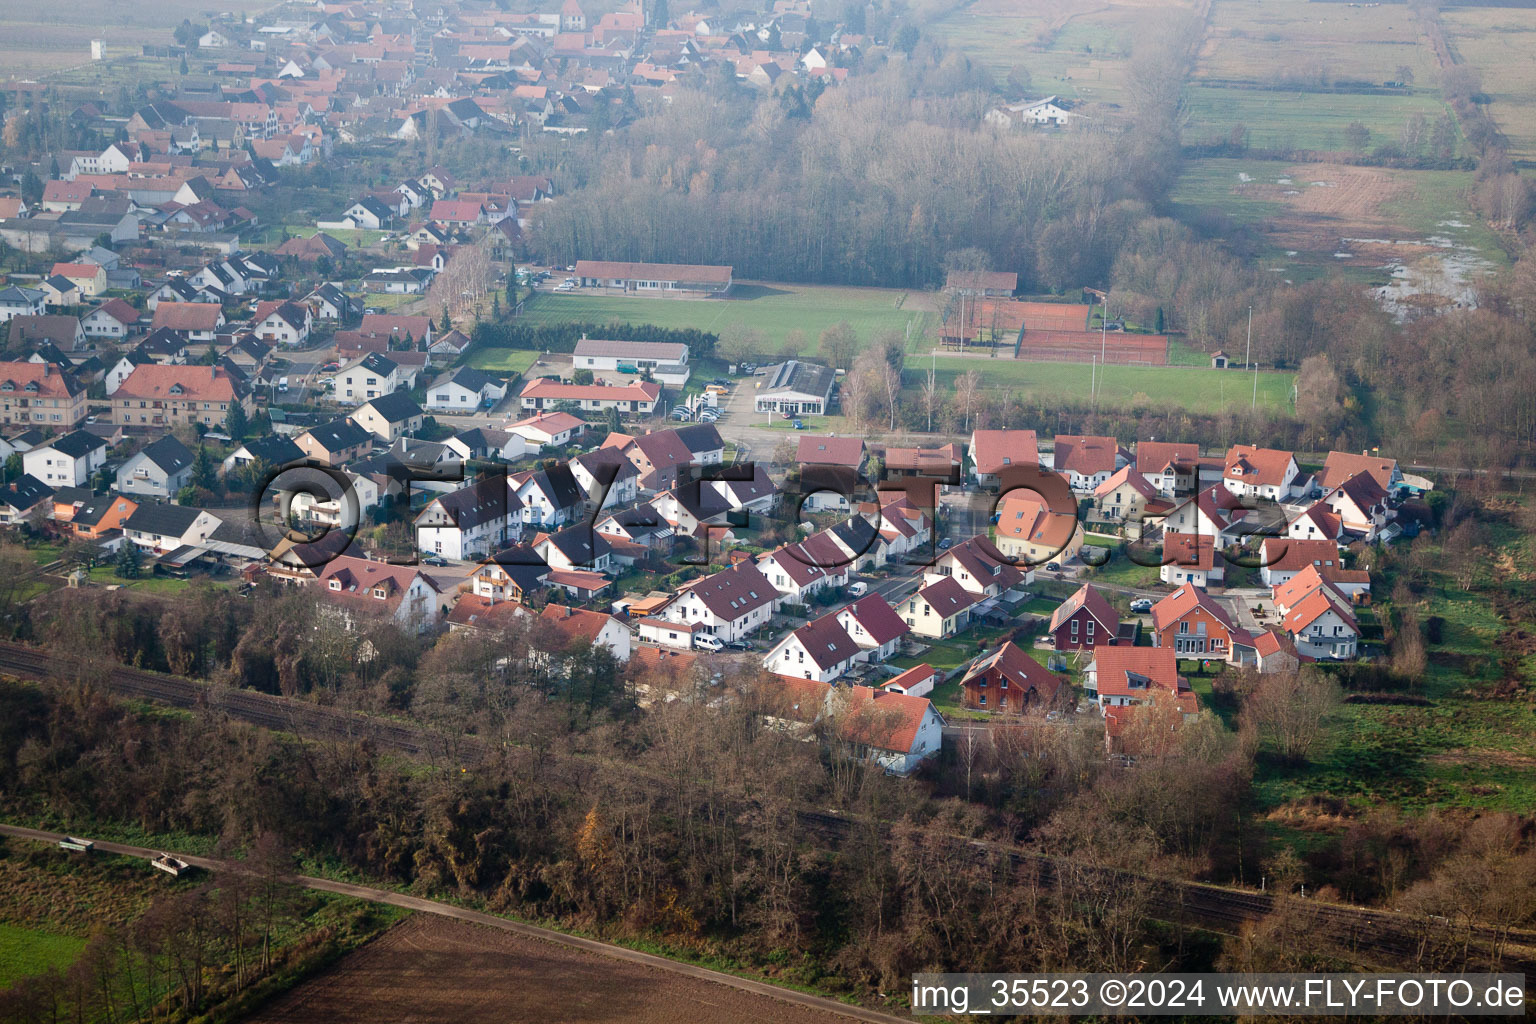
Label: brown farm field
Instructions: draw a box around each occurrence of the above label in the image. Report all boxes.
[1197,0,1440,86]
[930,0,1199,109]
[247,916,864,1024]
[1440,7,1536,162]
[0,0,259,74]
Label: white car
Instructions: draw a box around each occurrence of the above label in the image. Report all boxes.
[692,633,725,652]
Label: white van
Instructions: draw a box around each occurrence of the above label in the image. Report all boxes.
[693,632,724,652]
[848,581,869,597]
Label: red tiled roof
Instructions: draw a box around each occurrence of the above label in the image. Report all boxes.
[1135,440,1200,477]
[797,434,865,467]
[1163,531,1216,572]
[1090,645,1182,700]
[521,379,661,403]
[1053,434,1118,476]
[152,302,223,332]
[1223,445,1295,487]
[969,429,1037,475]
[1318,451,1397,491]
[1258,538,1346,574]
[115,364,243,402]
[0,360,84,400]
[841,685,937,753]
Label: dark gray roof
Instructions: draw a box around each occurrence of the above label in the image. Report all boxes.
[46,429,108,460]
[305,418,373,452]
[0,473,53,512]
[759,359,834,399]
[361,391,424,424]
[135,435,195,474]
[238,434,305,466]
[124,502,207,536]
[423,474,520,530]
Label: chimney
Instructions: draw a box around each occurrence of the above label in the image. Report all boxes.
[43,363,51,376]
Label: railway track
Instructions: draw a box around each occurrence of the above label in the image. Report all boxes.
[4,640,1533,977]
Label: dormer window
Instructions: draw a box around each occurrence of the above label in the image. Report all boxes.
[329,580,341,590]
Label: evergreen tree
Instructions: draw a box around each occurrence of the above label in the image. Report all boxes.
[440,304,452,332]
[192,444,217,490]
[226,401,249,440]
[2,452,20,482]
[115,541,142,579]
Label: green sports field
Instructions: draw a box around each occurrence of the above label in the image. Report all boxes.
[920,356,1295,415]
[516,284,936,355]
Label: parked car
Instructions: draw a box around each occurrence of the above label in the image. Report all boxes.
[671,409,693,421]
[422,555,449,567]
[723,639,753,651]
[693,633,725,652]
[938,537,953,550]
[699,409,720,421]
[1129,597,1153,612]
[710,378,732,387]
[1046,562,1062,572]
[792,419,805,430]
[480,396,496,410]
[320,361,340,373]
[848,581,869,597]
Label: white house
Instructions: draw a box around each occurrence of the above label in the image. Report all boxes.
[508,411,586,448]
[835,593,909,663]
[336,352,405,405]
[1222,445,1300,502]
[22,430,106,487]
[121,503,222,554]
[314,555,446,632]
[763,613,862,682]
[426,366,506,411]
[1280,581,1359,660]
[252,300,313,346]
[413,475,522,561]
[659,561,778,643]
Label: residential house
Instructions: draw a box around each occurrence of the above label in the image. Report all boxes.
[929,535,1027,599]
[796,434,866,511]
[252,300,313,346]
[305,282,361,323]
[961,641,1064,713]
[968,429,1037,487]
[59,491,137,540]
[520,378,661,415]
[22,430,107,487]
[764,613,862,682]
[295,418,374,466]
[1084,646,1196,719]
[1160,532,1223,589]
[508,411,586,448]
[353,393,424,443]
[1222,445,1299,502]
[898,576,977,639]
[1048,583,1121,652]
[151,302,225,342]
[122,503,222,555]
[510,465,584,528]
[50,262,106,297]
[111,365,251,430]
[1149,583,1253,663]
[0,474,53,526]
[1322,473,1393,540]
[1318,451,1401,494]
[426,366,506,411]
[835,593,909,663]
[336,352,406,405]
[81,298,140,340]
[570,446,640,510]
[221,434,305,476]
[1279,577,1359,660]
[540,604,632,662]
[314,555,446,632]
[1256,538,1352,589]
[116,435,194,498]
[1135,441,1201,498]
[8,315,86,351]
[0,361,87,429]
[993,490,1083,566]
[414,474,522,560]
[1051,434,1121,492]
[1093,465,1160,521]
[535,522,614,574]
[884,444,963,482]
[467,546,551,604]
[659,561,778,643]
[0,286,46,323]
